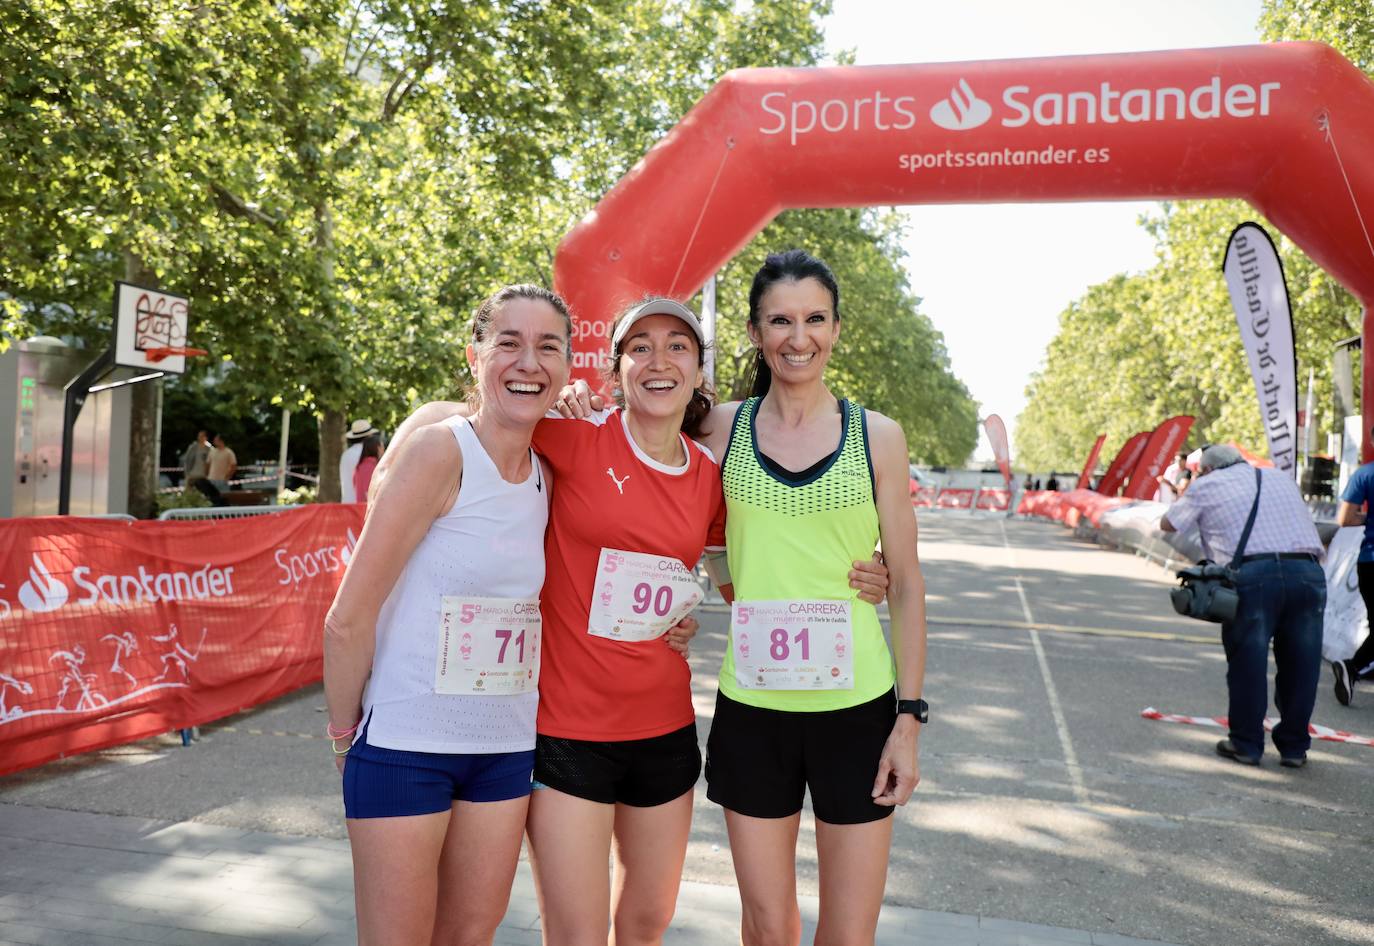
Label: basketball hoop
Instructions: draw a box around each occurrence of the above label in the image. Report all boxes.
[143,346,208,363]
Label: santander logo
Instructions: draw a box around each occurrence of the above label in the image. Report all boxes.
[18,555,69,613]
[930,79,992,131]
[340,527,359,566]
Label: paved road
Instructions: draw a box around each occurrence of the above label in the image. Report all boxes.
[2,511,1370,945]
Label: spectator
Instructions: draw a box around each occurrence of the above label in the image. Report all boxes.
[340,419,376,503]
[1161,444,1325,767]
[1032,478,1041,491]
[352,434,383,504]
[1332,432,1374,705]
[1175,468,1193,495]
[206,434,237,494]
[181,430,210,491]
[1023,473,1033,492]
[1046,473,1059,491]
[1154,451,1188,504]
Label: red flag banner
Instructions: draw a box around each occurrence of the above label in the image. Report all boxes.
[1076,434,1107,490]
[0,506,363,776]
[1097,431,1150,497]
[1122,416,1195,500]
[983,415,1012,486]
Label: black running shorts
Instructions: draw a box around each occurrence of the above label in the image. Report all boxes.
[534,722,701,807]
[705,689,897,825]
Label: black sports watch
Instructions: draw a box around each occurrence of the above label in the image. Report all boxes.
[897,698,928,724]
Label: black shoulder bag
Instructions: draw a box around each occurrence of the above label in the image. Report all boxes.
[1169,467,1261,624]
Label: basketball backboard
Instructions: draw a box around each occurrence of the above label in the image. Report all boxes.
[113,282,194,375]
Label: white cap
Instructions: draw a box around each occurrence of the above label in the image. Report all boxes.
[610,299,705,353]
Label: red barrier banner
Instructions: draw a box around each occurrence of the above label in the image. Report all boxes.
[1076,434,1107,490]
[935,488,976,509]
[1097,431,1150,496]
[0,506,362,776]
[974,489,1011,511]
[983,415,1012,486]
[1122,415,1195,500]
[912,486,938,508]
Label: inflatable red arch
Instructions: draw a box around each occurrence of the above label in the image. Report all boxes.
[553,42,1374,454]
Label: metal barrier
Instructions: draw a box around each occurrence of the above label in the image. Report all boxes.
[158,505,303,521]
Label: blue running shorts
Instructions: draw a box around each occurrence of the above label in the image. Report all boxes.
[343,718,535,819]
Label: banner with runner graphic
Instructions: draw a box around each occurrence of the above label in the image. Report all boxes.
[1223,222,1298,475]
[0,506,363,776]
[1096,431,1150,497]
[1076,434,1107,490]
[1122,416,1194,501]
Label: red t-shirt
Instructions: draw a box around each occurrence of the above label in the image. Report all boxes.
[533,410,725,741]
[353,456,378,504]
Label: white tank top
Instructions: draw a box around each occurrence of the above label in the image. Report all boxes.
[361,415,547,753]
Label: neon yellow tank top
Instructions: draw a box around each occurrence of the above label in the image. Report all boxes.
[719,397,895,711]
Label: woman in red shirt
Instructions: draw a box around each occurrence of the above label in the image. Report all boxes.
[352,433,383,503]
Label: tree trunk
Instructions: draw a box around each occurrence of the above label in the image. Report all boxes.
[317,409,344,502]
[124,250,160,519]
[312,198,346,503]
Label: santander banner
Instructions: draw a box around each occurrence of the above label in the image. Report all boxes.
[1077,434,1107,490]
[1123,416,1195,500]
[0,506,362,776]
[1097,432,1150,497]
[1223,222,1298,475]
[983,414,1012,485]
[554,44,1374,384]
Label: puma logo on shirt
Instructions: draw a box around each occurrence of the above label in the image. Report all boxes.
[607,467,630,494]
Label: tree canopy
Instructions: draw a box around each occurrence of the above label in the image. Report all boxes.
[1014,0,1370,472]
[1,0,979,503]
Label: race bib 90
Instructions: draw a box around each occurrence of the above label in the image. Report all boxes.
[731,600,853,690]
[588,548,704,642]
[436,596,541,695]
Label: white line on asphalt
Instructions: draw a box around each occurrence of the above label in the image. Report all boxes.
[999,519,1089,805]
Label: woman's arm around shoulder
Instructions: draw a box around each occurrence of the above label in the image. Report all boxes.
[865,410,926,807]
[369,400,467,500]
[696,400,742,460]
[324,423,464,771]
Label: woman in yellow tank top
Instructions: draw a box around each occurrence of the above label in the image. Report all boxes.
[694,250,928,946]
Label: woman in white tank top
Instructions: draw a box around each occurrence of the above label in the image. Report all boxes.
[323,285,571,946]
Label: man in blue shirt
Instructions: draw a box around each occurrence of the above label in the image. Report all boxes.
[1334,449,1374,706]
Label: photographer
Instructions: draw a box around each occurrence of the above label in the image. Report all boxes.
[1160,444,1324,768]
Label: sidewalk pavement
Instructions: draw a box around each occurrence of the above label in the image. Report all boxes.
[0,804,1182,946]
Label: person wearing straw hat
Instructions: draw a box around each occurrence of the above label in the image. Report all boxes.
[341,419,377,503]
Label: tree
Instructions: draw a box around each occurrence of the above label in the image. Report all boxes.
[1016,0,1370,470]
[4,0,978,496]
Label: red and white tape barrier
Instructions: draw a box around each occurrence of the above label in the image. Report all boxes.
[1141,707,1374,747]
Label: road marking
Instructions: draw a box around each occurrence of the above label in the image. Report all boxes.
[1000,520,1088,805]
[698,601,1217,644]
[208,726,324,740]
[925,616,1218,645]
